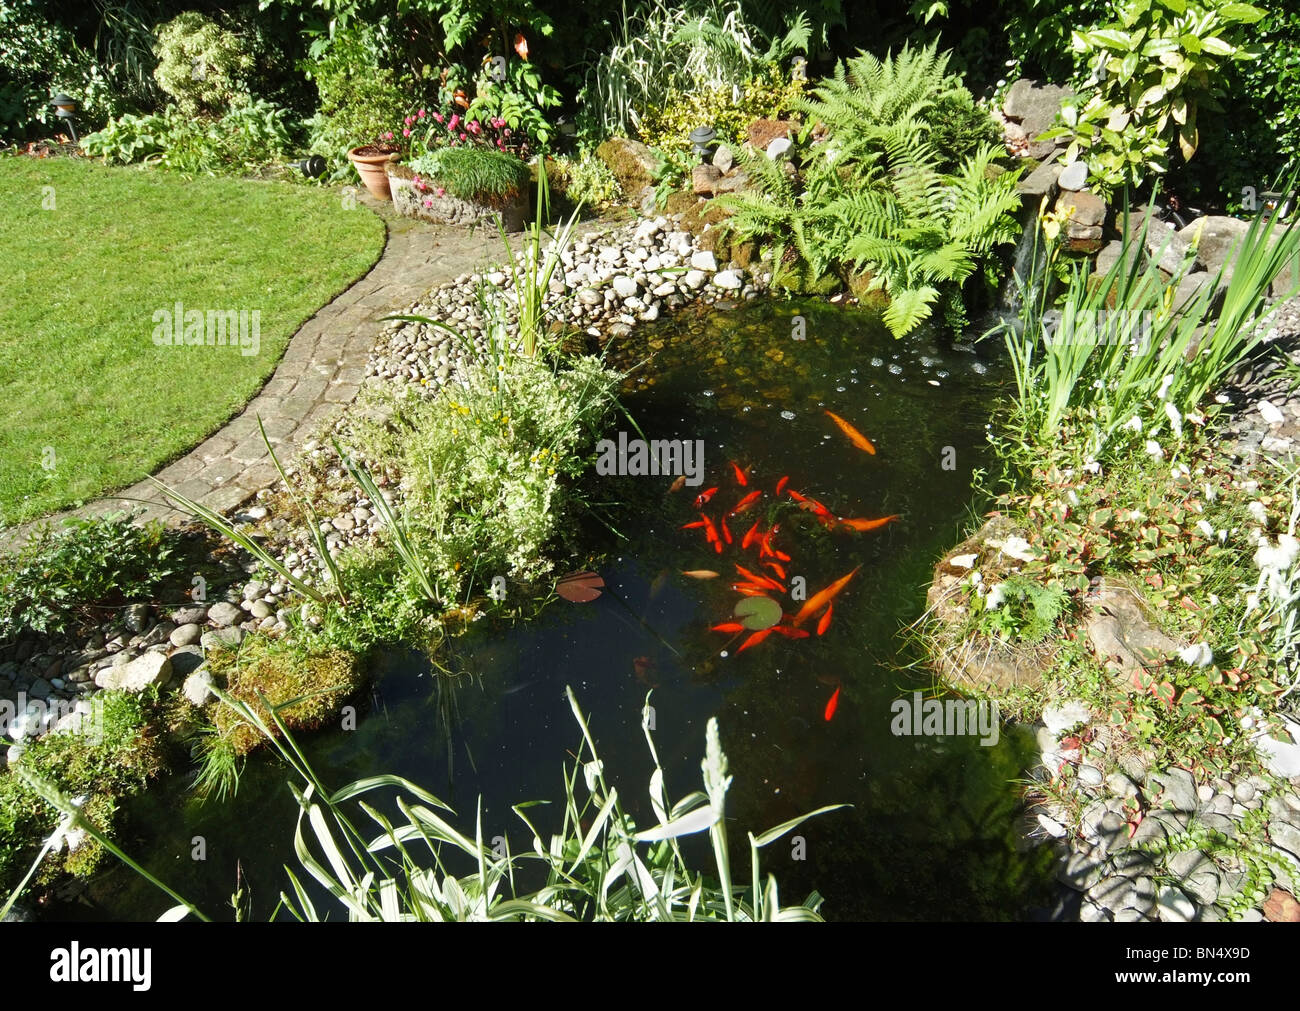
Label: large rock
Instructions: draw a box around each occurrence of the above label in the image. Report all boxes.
[182,668,215,707]
[1082,577,1186,684]
[1003,79,1075,159]
[1145,221,1194,274]
[596,138,658,205]
[1179,215,1250,274]
[747,118,795,151]
[207,602,242,628]
[1018,159,1062,199]
[94,651,172,692]
[692,163,723,196]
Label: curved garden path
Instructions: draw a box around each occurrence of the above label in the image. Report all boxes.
[0,195,510,552]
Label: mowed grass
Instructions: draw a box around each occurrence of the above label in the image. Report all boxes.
[0,156,385,526]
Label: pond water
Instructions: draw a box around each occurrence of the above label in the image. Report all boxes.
[52,299,1059,922]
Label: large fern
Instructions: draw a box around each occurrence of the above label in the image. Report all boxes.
[720,43,1022,337]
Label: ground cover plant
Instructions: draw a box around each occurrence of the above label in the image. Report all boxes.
[0,155,384,525]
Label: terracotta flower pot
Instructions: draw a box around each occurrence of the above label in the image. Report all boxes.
[348,145,400,200]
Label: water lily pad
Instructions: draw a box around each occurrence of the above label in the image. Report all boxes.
[557,571,605,603]
[733,595,781,630]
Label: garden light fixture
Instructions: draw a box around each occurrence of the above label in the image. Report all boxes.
[291,155,327,178]
[689,125,717,162]
[49,93,79,144]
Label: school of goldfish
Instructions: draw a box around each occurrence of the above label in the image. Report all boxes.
[672,411,898,722]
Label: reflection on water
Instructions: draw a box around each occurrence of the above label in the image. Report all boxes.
[56,300,1056,922]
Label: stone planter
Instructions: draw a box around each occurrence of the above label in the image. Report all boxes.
[386,163,529,230]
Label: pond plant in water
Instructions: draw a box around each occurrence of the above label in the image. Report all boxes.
[4,687,844,922]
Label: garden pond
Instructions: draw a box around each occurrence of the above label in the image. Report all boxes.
[50,299,1060,921]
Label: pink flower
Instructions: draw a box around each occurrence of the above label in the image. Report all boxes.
[468,120,481,134]
[503,128,511,137]
[459,132,467,141]
[417,108,426,118]
[404,115,413,126]
[424,198,433,207]
[497,139,505,149]
[433,112,443,123]
[436,187,445,197]
[448,114,460,131]
[403,128,411,137]
[382,131,394,140]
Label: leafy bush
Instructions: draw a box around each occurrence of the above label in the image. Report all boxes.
[579,0,809,143]
[82,99,297,173]
[303,22,411,153]
[637,66,805,154]
[350,351,622,603]
[466,56,561,150]
[723,43,1023,336]
[152,11,255,116]
[408,146,530,206]
[0,513,179,641]
[548,151,623,209]
[1046,0,1266,192]
[0,0,103,140]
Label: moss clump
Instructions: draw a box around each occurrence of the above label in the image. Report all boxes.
[0,689,168,894]
[206,635,365,755]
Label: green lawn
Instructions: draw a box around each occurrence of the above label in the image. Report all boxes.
[0,157,385,526]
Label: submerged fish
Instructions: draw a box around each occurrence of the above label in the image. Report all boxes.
[682,569,720,579]
[741,520,761,550]
[731,460,749,486]
[736,628,773,653]
[816,603,833,636]
[668,475,687,494]
[825,410,876,454]
[694,486,719,508]
[839,515,900,533]
[791,565,861,628]
[824,686,841,721]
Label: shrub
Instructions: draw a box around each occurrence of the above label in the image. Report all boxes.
[152,12,255,116]
[80,98,297,174]
[349,352,622,604]
[637,66,805,154]
[0,513,179,642]
[548,152,623,209]
[1045,0,1266,193]
[0,0,102,140]
[304,22,410,150]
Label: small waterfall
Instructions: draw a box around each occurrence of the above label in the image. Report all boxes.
[998,204,1049,313]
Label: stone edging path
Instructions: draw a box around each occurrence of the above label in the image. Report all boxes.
[0,196,518,553]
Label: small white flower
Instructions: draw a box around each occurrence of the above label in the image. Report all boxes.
[1124,415,1143,433]
[1241,715,1255,730]
[1178,643,1213,667]
[1164,401,1183,437]
[985,583,1007,610]
[1246,592,1260,611]
[1145,439,1164,459]
[1248,501,1268,525]
[1197,520,1215,538]
[1209,593,1220,607]
[1129,509,1145,521]
[1083,459,1102,475]
[1157,374,1175,401]
[1067,489,1080,507]
[1205,483,1218,502]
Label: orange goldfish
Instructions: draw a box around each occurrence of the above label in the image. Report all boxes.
[695,486,719,508]
[791,566,861,628]
[775,475,789,496]
[825,410,876,454]
[682,570,719,579]
[668,475,687,494]
[710,622,745,633]
[769,624,810,639]
[741,520,761,550]
[728,490,763,516]
[731,460,748,486]
[816,603,833,636]
[735,564,783,592]
[824,687,841,721]
[839,515,900,533]
[721,517,733,544]
[736,628,773,653]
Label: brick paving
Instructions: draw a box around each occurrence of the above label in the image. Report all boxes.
[0,196,510,551]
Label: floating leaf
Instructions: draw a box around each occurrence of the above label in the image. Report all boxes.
[733,595,782,631]
[556,571,605,603]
